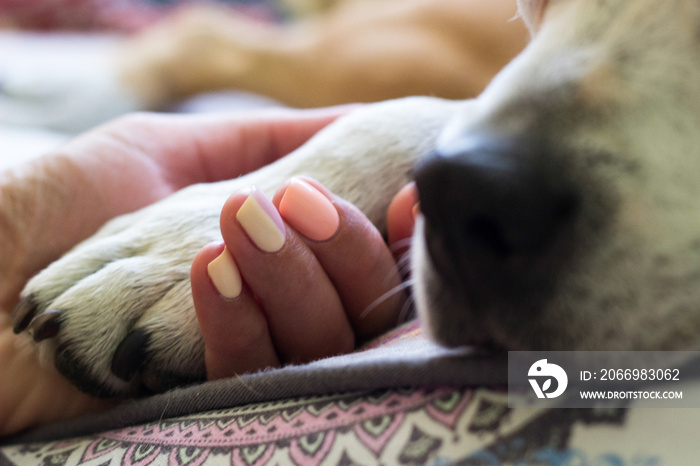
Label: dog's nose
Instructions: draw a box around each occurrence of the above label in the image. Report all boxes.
[415,136,579,268]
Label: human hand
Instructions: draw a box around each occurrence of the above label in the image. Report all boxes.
[0,106,352,436]
[192,178,419,380]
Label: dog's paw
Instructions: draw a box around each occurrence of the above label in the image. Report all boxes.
[0,33,141,133]
[12,185,225,396]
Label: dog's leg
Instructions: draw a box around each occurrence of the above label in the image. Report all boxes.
[0,0,524,133]
[120,0,527,109]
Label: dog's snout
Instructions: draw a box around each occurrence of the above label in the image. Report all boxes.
[415,136,579,268]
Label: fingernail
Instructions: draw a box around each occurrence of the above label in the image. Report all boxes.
[279,178,340,242]
[236,188,286,253]
[412,203,420,221]
[207,246,243,299]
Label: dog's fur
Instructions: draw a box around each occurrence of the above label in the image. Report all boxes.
[14,0,700,396]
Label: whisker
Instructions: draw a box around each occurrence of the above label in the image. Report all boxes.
[397,292,416,324]
[360,278,415,319]
[389,237,413,255]
[396,251,413,277]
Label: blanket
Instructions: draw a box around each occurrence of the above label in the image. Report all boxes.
[2,322,699,464]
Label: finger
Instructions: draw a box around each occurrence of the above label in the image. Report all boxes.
[273,177,407,340]
[140,104,363,188]
[191,242,280,380]
[220,188,355,364]
[387,182,419,250]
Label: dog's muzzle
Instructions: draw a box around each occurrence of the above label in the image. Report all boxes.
[414,134,580,308]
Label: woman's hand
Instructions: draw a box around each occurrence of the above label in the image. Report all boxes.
[0,106,351,437]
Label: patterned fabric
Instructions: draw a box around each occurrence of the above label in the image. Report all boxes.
[2,386,686,465]
[2,388,476,465]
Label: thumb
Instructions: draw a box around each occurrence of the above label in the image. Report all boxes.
[148,104,363,187]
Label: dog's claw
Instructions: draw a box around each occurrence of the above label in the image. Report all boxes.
[27,309,62,342]
[12,294,39,334]
[111,328,151,382]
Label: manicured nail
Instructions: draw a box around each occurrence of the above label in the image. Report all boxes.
[279,178,340,241]
[207,247,242,299]
[236,188,286,253]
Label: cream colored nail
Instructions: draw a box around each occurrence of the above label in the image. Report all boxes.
[207,247,242,299]
[236,188,286,253]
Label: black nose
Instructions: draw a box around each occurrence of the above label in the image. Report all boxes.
[415,136,579,272]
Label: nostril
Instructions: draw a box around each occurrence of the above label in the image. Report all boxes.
[415,135,579,265]
[553,194,580,224]
[464,214,514,257]
[460,191,580,258]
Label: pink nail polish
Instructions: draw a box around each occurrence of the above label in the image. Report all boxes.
[236,188,286,253]
[279,178,340,241]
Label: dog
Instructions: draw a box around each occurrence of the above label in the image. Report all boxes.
[12,0,700,397]
[119,0,525,109]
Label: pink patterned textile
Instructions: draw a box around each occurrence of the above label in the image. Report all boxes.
[3,384,682,465]
[5,388,478,464]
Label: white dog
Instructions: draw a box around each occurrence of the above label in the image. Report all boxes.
[13,0,700,396]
